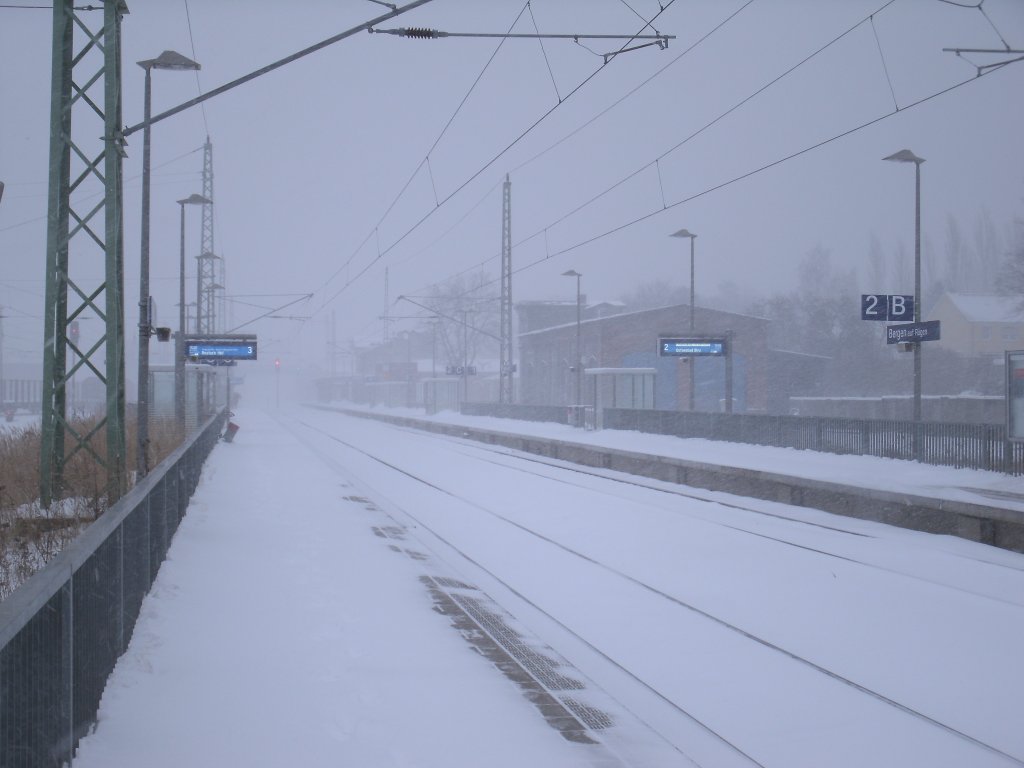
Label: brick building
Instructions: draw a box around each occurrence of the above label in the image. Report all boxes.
[517,302,773,412]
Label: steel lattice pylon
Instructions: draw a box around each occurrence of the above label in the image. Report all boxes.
[41,0,127,507]
[499,174,513,404]
[196,136,218,335]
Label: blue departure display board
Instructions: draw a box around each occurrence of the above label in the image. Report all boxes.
[184,336,257,361]
[658,337,727,357]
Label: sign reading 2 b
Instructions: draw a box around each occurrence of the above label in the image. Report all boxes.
[861,294,914,322]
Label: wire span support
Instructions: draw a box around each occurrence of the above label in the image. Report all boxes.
[374,27,674,46]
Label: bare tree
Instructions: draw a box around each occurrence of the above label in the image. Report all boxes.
[996,217,1024,306]
[419,271,499,369]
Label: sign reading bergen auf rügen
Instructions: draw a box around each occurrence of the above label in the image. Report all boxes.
[885,320,940,344]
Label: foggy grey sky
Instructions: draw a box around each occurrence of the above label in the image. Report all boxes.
[1,0,1022,379]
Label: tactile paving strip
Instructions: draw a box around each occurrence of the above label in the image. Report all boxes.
[454,594,586,692]
[419,575,602,745]
[562,697,615,730]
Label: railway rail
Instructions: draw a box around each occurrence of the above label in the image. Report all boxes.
[284,409,1024,767]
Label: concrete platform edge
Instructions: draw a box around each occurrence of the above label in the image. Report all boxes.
[310,405,1024,554]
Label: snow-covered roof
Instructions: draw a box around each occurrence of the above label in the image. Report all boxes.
[943,293,1024,323]
[518,302,768,338]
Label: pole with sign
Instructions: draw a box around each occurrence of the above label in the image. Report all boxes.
[1007,351,1024,445]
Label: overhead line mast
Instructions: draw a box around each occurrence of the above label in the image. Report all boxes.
[198,137,217,335]
[39,0,435,506]
[41,0,127,507]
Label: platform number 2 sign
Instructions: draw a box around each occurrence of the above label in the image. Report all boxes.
[861,294,914,322]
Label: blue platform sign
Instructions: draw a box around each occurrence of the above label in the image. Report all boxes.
[658,337,727,357]
[185,335,258,361]
[885,320,940,344]
[862,294,914,321]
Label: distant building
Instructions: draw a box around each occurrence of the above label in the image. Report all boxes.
[516,301,775,411]
[928,293,1024,358]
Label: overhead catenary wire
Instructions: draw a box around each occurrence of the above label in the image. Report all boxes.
[511,0,756,176]
[870,14,900,110]
[182,0,210,137]
[527,1,562,102]
[388,0,756,304]
[308,1,680,320]
[225,294,313,334]
[937,0,1013,51]
[615,0,653,29]
[121,0,436,139]
[317,1,534,298]
[373,29,675,43]
[475,69,1004,305]
[941,0,1022,75]
[406,58,1012,313]
[400,0,895,305]
[0,145,204,232]
[346,0,751,309]
[520,0,899,248]
[388,180,504,270]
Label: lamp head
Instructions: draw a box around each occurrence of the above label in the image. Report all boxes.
[670,228,697,239]
[882,149,925,165]
[562,269,581,278]
[177,193,212,206]
[138,50,201,72]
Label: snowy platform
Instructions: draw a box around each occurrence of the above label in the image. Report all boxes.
[72,405,1024,768]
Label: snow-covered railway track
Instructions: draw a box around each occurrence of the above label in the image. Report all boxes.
[345,417,1024,605]
[287,412,1024,768]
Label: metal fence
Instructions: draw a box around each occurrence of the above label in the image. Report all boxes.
[602,408,1024,475]
[0,408,227,767]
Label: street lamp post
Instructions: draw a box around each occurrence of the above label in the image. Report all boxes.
[562,270,583,408]
[176,194,211,432]
[461,309,470,406]
[136,51,200,476]
[670,228,697,410]
[883,149,925,431]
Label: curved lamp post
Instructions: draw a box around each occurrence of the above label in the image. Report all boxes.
[136,51,200,475]
[670,228,697,410]
[176,194,211,431]
[562,270,583,407]
[883,149,925,431]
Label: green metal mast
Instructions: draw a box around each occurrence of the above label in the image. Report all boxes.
[41,0,127,507]
[198,137,217,335]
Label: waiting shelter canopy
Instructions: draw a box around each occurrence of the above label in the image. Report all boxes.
[584,367,656,428]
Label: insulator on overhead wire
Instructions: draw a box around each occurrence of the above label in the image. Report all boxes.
[399,27,440,39]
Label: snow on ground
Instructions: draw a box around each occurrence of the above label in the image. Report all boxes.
[71,404,1024,767]
[72,406,606,768]
[0,410,39,434]
[341,402,1024,510]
